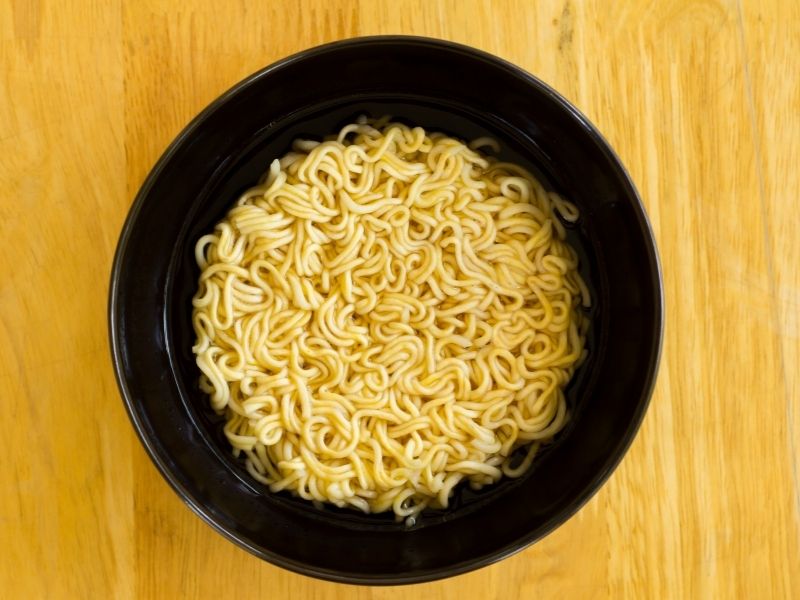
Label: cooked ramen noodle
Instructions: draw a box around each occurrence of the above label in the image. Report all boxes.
[192,117,589,523]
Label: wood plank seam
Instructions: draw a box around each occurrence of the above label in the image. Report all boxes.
[734,0,800,541]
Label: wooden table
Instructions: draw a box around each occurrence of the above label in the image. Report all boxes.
[2,1,798,597]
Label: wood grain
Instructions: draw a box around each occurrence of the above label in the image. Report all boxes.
[1,0,798,597]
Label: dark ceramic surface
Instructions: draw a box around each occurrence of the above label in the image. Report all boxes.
[109,36,663,584]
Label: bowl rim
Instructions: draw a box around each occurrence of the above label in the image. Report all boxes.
[109,34,664,584]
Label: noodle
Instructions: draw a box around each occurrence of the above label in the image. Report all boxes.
[191,117,589,522]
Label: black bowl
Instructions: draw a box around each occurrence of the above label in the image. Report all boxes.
[109,36,663,584]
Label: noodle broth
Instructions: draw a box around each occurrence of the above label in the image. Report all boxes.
[167,100,599,530]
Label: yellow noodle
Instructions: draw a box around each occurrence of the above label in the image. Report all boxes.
[192,118,589,522]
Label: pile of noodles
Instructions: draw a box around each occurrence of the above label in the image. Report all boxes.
[192,117,589,522]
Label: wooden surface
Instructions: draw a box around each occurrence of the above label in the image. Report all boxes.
[1,0,798,597]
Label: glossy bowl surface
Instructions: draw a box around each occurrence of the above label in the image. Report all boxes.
[109,36,663,584]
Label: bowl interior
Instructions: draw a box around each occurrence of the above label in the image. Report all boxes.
[110,37,662,584]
